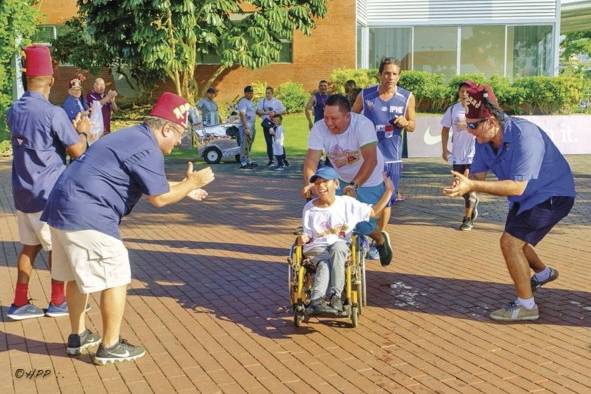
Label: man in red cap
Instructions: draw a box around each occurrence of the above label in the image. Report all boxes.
[42,92,215,364]
[443,82,576,321]
[7,45,90,321]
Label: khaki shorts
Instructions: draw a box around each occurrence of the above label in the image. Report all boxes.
[50,227,130,294]
[16,210,52,251]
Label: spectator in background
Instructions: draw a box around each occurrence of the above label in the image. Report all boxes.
[440,81,480,231]
[196,87,221,126]
[87,78,118,136]
[305,80,330,130]
[238,85,257,169]
[344,79,361,107]
[63,76,88,121]
[257,86,286,167]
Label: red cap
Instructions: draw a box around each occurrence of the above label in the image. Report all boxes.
[464,83,498,120]
[24,45,54,77]
[149,92,190,128]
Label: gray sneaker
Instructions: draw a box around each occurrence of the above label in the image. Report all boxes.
[329,293,343,313]
[459,217,473,231]
[94,338,145,365]
[67,329,101,355]
[7,303,45,320]
[531,267,559,292]
[489,302,539,321]
[305,299,337,316]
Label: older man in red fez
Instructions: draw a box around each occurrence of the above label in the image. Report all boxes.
[41,92,215,364]
[443,82,575,322]
[7,45,90,321]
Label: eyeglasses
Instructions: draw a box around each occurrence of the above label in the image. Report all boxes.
[168,123,187,139]
[467,118,487,130]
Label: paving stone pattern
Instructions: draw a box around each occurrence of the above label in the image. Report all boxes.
[1,156,590,393]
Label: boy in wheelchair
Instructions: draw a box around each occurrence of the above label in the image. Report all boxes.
[297,166,393,315]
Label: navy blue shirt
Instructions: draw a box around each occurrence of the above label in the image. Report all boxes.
[362,85,411,162]
[8,91,80,213]
[63,95,88,121]
[471,117,576,215]
[42,124,169,239]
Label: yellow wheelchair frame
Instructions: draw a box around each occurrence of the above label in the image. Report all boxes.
[287,234,367,328]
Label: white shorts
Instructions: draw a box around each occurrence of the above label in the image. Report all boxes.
[16,210,52,251]
[50,227,131,294]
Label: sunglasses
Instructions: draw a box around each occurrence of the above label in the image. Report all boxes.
[467,118,487,130]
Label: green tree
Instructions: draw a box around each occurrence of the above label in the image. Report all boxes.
[0,0,39,135]
[53,0,328,104]
[560,30,591,78]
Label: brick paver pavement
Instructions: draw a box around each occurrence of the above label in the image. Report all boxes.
[1,155,589,394]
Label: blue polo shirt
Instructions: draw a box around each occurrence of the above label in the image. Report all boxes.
[63,95,88,121]
[471,117,575,215]
[42,124,169,239]
[8,91,80,213]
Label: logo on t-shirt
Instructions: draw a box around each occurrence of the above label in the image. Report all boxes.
[328,144,361,168]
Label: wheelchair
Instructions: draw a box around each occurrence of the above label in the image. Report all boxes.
[287,233,368,328]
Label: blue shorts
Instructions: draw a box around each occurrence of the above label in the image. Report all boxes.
[505,196,574,246]
[384,162,402,203]
[338,180,387,236]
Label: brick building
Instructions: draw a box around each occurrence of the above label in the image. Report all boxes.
[34,0,356,104]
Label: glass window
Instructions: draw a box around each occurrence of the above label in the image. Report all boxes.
[414,26,457,78]
[278,40,292,63]
[507,25,553,78]
[369,28,411,70]
[460,25,505,76]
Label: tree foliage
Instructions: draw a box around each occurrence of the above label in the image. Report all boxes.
[53,0,328,103]
[0,0,39,136]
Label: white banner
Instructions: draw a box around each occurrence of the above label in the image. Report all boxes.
[408,114,591,158]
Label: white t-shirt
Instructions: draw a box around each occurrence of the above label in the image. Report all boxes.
[440,102,475,165]
[272,125,284,155]
[257,98,285,121]
[302,195,372,253]
[237,97,256,128]
[308,113,385,187]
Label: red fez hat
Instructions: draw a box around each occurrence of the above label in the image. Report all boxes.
[149,92,190,128]
[464,82,498,120]
[24,45,54,77]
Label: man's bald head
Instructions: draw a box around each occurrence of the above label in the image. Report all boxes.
[94,78,105,94]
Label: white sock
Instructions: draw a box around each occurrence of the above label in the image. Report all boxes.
[533,267,551,282]
[516,297,536,310]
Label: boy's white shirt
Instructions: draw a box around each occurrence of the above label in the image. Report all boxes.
[302,195,372,254]
[440,102,475,165]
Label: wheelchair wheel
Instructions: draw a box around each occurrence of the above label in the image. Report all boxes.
[351,306,359,328]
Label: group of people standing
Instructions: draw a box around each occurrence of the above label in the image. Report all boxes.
[7,45,214,365]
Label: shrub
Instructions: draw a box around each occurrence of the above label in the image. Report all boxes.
[330,68,379,93]
[513,76,583,114]
[276,81,308,113]
[399,70,448,113]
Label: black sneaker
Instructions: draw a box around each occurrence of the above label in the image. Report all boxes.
[67,329,101,356]
[267,161,274,167]
[376,231,393,266]
[284,160,290,167]
[329,293,343,313]
[531,267,559,292]
[459,217,473,231]
[305,299,337,316]
[471,196,480,222]
[94,338,145,365]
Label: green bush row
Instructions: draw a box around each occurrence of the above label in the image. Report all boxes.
[330,68,590,115]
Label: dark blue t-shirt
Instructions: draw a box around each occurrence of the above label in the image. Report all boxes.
[471,117,576,214]
[42,124,169,239]
[8,91,80,213]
